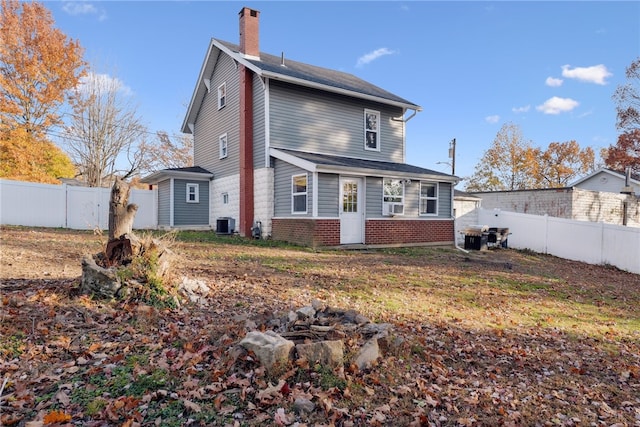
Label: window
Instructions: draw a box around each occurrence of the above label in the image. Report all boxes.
[186,183,199,203]
[222,193,229,204]
[364,109,380,151]
[383,178,404,215]
[420,182,438,215]
[219,133,228,159]
[218,82,226,109]
[292,174,308,214]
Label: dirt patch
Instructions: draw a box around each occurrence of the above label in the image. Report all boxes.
[1,226,639,426]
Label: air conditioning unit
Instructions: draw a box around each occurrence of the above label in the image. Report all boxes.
[216,217,235,235]
[386,203,404,216]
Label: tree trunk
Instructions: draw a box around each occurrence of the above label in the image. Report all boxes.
[108,177,138,240]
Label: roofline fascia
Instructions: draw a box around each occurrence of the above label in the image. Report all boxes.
[262,70,422,112]
[182,40,218,134]
[571,167,640,186]
[141,170,214,184]
[270,148,459,183]
[183,39,422,133]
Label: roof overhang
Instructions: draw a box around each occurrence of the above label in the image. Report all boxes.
[270,148,459,184]
[140,169,214,184]
[182,38,422,134]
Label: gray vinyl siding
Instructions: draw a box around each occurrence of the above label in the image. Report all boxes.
[317,173,339,217]
[273,159,313,217]
[437,182,452,218]
[252,73,266,168]
[193,54,240,178]
[365,177,452,219]
[269,81,405,163]
[173,179,209,226]
[158,180,170,226]
[366,177,384,218]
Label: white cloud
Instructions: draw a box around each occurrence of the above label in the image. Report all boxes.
[512,105,530,113]
[536,96,579,115]
[62,2,107,21]
[78,72,133,97]
[561,64,612,85]
[485,115,500,124]
[545,77,563,87]
[356,48,396,67]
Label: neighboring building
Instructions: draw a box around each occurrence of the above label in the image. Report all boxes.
[453,190,482,245]
[468,187,639,228]
[143,7,459,247]
[570,167,640,195]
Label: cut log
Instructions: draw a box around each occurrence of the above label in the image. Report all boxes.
[108,177,138,241]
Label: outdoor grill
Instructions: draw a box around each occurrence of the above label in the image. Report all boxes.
[462,225,510,250]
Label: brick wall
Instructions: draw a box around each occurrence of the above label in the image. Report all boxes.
[271,218,340,247]
[365,219,454,245]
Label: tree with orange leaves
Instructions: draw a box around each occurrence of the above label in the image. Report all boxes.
[0,0,85,182]
[603,129,640,176]
[0,0,86,137]
[536,140,595,188]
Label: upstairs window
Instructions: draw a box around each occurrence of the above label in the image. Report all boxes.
[420,182,438,215]
[219,133,228,159]
[364,109,380,151]
[218,82,226,110]
[383,178,404,215]
[186,183,199,203]
[292,174,308,214]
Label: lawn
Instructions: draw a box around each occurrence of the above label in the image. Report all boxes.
[1,226,639,426]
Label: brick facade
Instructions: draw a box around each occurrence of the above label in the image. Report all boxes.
[271,218,340,247]
[365,219,454,245]
[272,218,454,247]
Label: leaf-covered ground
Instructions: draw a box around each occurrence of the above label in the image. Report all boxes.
[1,226,639,426]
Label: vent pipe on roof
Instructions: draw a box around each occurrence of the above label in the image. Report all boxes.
[281,52,286,67]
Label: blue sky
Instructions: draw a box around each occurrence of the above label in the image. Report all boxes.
[45,1,639,185]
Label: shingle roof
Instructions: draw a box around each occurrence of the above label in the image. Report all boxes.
[274,149,456,180]
[216,40,420,109]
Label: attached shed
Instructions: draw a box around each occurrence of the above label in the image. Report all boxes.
[141,166,214,229]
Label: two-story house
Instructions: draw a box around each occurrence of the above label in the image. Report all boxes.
[142,6,459,247]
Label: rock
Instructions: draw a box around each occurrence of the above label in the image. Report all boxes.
[293,397,316,416]
[296,306,316,319]
[238,331,294,371]
[353,337,380,370]
[178,277,211,304]
[79,255,122,299]
[296,340,344,368]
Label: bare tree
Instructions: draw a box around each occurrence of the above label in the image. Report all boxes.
[142,131,194,173]
[613,57,640,133]
[63,71,147,187]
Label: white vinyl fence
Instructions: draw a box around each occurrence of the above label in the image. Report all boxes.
[476,208,640,274]
[0,179,157,231]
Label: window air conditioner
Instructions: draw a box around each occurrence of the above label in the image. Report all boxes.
[387,203,404,215]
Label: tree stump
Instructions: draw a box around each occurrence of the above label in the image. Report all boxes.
[108,177,138,242]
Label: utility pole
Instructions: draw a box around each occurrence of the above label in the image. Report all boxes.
[448,138,456,175]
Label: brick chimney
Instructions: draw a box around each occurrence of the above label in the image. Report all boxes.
[239,7,259,58]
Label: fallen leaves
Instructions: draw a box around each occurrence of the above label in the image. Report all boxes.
[1,227,639,426]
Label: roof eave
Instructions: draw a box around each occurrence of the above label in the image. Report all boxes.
[262,70,422,111]
[140,170,214,184]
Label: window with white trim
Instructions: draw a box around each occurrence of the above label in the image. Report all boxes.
[292,174,308,214]
[364,109,380,151]
[186,183,199,203]
[383,178,404,215]
[219,133,228,159]
[419,182,438,215]
[218,82,226,109]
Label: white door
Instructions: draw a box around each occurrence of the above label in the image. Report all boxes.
[340,177,363,244]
